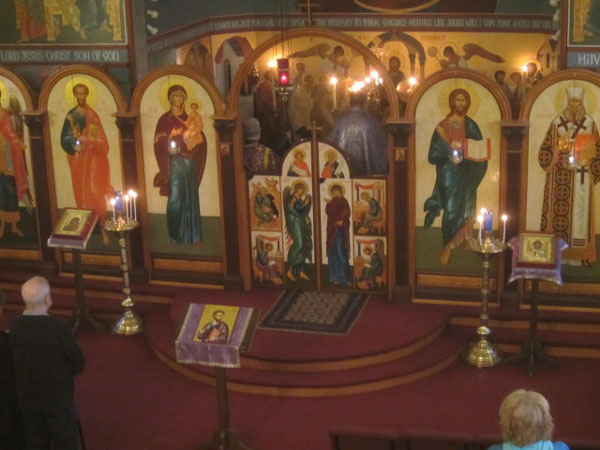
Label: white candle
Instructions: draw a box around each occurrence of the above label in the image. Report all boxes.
[330,77,338,109]
[129,190,137,222]
[110,198,116,222]
[477,214,484,244]
[124,194,130,222]
[501,214,508,244]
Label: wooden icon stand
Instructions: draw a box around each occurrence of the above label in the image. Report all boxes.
[199,366,253,450]
[503,279,559,377]
[175,304,259,450]
[504,233,566,377]
[48,209,105,333]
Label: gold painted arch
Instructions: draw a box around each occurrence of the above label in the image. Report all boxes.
[0,67,35,110]
[519,69,600,121]
[226,27,400,121]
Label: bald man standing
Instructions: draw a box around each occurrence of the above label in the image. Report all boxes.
[10,276,84,450]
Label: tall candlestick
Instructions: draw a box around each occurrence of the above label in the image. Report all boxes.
[124,194,130,222]
[129,190,137,222]
[484,210,493,232]
[477,214,483,244]
[501,214,508,244]
[110,198,116,221]
[330,77,338,109]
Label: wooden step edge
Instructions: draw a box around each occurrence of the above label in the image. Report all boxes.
[3,303,121,321]
[450,316,600,334]
[0,281,172,305]
[497,343,600,359]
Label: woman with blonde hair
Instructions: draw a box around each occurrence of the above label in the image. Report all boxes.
[489,389,568,450]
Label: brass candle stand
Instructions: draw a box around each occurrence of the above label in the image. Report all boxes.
[463,231,504,368]
[103,216,143,336]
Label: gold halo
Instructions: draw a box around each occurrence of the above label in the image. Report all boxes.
[328,182,345,197]
[291,179,308,193]
[158,75,197,112]
[386,52,406,72]
[0,79,7,106]
[438,79,480,117]
[324,148,338,160]
[64,76,98,109]
[523,59,540,71]
[553,81,597,117]
[293,149,306,160]
[439,42,459,57]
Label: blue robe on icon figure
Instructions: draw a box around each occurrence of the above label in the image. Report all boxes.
[325,185,352,285]
[423,88,486,266]
[153,85,206,244]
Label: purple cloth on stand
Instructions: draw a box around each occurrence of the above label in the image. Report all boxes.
[175,304,254,368]
[507,236,568,285]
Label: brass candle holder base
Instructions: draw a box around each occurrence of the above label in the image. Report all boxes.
[462,325,503,368]
[113,308,143,336]
[104,216,143,336]
[463,232,505,368]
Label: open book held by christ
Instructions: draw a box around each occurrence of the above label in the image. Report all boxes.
[463,137,491,161]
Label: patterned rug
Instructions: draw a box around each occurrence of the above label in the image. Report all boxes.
[259,290,369,335]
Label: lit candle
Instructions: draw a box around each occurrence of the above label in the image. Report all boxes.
[522,64,528,75]
[484,210,493,232]
[129,189,137,222]
[370,69,379,80]
[477,214,484,244]
[501,214,508,244]
[407,76,417,94]
[330,77,338,109]
[110,198,116,221]
[124,194,130,222]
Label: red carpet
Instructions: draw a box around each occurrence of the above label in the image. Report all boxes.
[2,283,600,450]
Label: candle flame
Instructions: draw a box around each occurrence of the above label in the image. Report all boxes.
[370,70,379,79]
[130,191,138,199]
[501,214,508,221]
[521,64,528,72]
[329,76,338,86]
[480,207,487,214]
[110,198,116,205]
[349,81,365,92]
[408,76,417,86]
[477,214,484,223]
[123,195,129,201]
[364,77,371,84]
[268,60,276,68]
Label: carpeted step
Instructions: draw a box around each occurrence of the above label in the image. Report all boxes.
[147,316,463,394]
[145,308,464,396]
[169,294,450,362]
